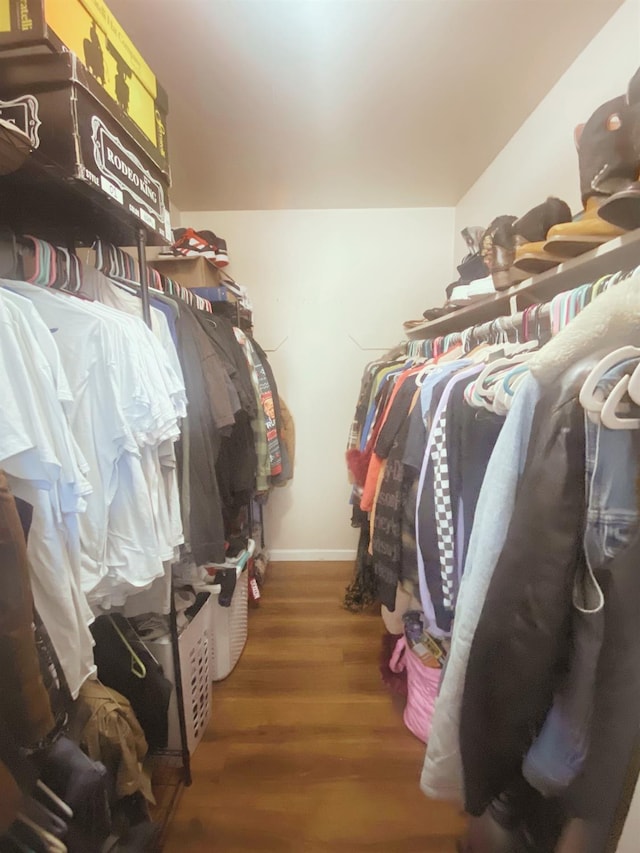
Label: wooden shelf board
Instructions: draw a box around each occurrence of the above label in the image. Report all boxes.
[407,227,640,339]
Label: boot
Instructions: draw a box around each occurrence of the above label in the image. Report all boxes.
[481,215,518,291]
[597,66,640,230]
[512,197,572,274]
[545,196,625,258]
[544,96,633,257]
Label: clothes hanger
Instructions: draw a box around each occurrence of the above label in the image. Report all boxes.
[34,782,72,821]
[474,348,534,391]
[22,798,67,840]
[107,615,146,679]
[599,373,640,429]
[579,347,640,419]
[16,813,66,852]
[625,359,640,405]
[437,342,463,363]
[464,341,491,363]
[502,363,530,394]
[467,347,535,410]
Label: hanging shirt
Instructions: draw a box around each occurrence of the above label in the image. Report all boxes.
[4,281,181,609]
[0,289,96,697]
[247,339,282,477]
[234,327,271,492]
[421,373,540,804]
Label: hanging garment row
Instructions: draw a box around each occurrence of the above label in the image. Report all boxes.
[0,231,293,851]
[0,231,291,702]
[346,267,640,851]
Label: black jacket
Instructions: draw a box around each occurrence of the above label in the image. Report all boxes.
[175,303,227,564]
[460,356,594,817]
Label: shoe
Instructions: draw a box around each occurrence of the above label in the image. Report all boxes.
[195,230,230,267]
[511,198,572,274]
[466,275,495,299]
[167,227,217,258]
[0,118,32,175]
[457,252,488,284]
[421,305,460,322]
[447,281,471,305]
[514,197,572,242]
[447,274,496,305]
[544,96,632,257]
[597,67,640,230]
[214,235,229,267]
[481,215,519,291]
[457,226,488,282]
[545,197,625,258]
[513,242,566,275]
[597,181,640,230]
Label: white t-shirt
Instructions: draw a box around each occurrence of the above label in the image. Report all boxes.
[78,276,186,597]
[4,282,137,592]
[0,289,95,697]
[80,266,186,420]
[2,279,184,619]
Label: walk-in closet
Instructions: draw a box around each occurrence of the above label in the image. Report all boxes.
[2,1,640,851]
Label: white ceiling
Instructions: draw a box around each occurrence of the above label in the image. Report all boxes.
[108,0,624,211]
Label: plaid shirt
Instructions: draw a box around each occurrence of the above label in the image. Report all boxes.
[234,328,270,492]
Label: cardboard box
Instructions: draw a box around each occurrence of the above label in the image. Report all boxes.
[0,0,169,177]
[150,255,224,290]
[0,51,171,243]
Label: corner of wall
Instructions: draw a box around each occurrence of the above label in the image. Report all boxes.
[169,201,182,228]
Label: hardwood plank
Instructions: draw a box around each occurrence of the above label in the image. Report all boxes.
[163,561,465,851]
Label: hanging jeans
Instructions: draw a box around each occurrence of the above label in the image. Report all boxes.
[524,360,640,797]
[564,525,640,853]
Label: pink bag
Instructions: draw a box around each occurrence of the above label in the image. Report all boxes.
[389,636,442,743]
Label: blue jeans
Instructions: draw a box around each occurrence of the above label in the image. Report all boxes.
[524,359,640,796]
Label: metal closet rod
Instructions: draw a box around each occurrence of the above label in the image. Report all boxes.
[136,226,192,787]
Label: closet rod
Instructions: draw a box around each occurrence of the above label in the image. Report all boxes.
[138,226,192,787]
[136,227,151,327]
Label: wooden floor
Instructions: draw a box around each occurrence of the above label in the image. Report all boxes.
[164,561,466,853]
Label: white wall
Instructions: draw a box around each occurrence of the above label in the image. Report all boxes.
[169,201,182,227]
[454,0,640,257]
[183,208,455,559]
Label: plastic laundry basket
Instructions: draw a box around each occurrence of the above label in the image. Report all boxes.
[209,566,249,681]
[146,592,213,754]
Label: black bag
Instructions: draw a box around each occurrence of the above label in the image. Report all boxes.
[90,616,172,751]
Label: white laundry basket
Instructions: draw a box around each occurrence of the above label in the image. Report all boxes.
[146,591,213,754]
[209,565,249,681]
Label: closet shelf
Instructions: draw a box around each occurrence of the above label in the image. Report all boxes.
[407,226,640,339]
[120,248,239,303]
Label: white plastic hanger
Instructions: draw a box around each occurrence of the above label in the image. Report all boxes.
[600,374,640,429]
[627,359,640,404]
[17,812,67,852]
[471,346,536,410]
[579,346,640,422]
[414,360,438,387]
[35,781,73,821]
